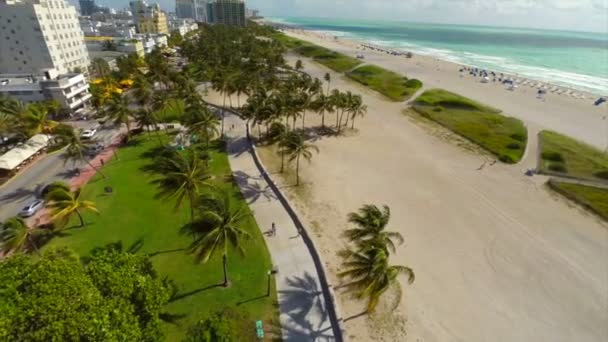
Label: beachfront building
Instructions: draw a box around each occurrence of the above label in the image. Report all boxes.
[206,0,245,26]
[0,72,92,112]
[0,0,90,75]
[131,1,169,34]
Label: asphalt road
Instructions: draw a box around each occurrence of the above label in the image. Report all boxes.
[0,121,121,222]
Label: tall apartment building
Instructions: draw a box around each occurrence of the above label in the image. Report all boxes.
[78,0,95,15]
[175,0,194,19]
[0,0,90,75]
[193,0,208,23]
[206,0,245,26]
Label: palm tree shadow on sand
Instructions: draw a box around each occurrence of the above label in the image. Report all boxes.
[277,272,335,341]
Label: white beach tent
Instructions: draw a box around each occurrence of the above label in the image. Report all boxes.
[0,134,51,171]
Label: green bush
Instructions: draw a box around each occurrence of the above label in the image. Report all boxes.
[548,162,567,173]
[506,142,521,150]
[184,308,254,342]
[433,106,443,112]
[541,151,565,162]
[405,78,423,89]
[267,122,286,141]
[499,154,515,163]
[594,170,608,180]
[510,133,526,142]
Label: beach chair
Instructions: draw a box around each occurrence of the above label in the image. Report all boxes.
[255,320,264,339]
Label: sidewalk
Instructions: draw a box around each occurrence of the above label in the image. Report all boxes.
[224,113,343,342]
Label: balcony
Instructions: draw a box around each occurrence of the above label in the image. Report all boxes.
[63,83,89,98]
[68,93,92,109]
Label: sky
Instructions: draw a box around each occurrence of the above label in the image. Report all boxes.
[88,0,608,33]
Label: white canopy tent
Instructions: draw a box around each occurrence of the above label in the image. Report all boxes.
[0,135,51,171]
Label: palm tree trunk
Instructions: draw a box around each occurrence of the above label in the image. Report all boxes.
[27,235,40,255]
[280,148,285,173]
[321,109,325,128]
[222,254,229,287]
[335,110,340,128]
[302,112,306,129]
[296,154,300,186]
[76,209,85,227]
[344,111,350,128]
[221,93,227,137]
[85,159,106,179]
[351,116,356,129]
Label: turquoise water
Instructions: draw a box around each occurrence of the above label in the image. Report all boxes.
[270,17,608,95]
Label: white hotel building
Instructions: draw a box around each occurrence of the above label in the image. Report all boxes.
[0,0,90,75]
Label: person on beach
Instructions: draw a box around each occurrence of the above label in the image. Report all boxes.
[272,222,276,236]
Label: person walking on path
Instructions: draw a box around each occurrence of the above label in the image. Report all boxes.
[272,222,276,236]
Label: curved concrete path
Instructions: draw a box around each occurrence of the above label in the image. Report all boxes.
[223,112,343,342]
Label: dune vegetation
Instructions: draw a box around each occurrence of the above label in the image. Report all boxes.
[548,181,608,221]
[539,130,608,181]
[412,89,527,163]
[347,65,422,101]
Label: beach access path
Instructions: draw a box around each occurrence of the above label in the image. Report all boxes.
[223,112,341,342]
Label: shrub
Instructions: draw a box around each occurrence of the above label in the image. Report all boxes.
[541,151,564,162]
[548,162,567,173]
[510,133,526,142]
[433,106,443,112]
[267,122,286,141]
[594,170,608,180]
[506,142,521,150]
[405,78,423,89]
[499,154,515,164]
[184,308,253,342]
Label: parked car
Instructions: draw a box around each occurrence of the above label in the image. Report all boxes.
[18,199,44,217]
[80,128,97,139]
[85,143,105,156]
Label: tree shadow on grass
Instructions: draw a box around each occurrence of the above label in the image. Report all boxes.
[81,238,146,263]
[159,312,188,326]
[148,247,187,257]
[168,283,224,303]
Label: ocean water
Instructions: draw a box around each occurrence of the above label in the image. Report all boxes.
[270,17,608,95]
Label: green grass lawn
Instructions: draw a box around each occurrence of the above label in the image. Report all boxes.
[539,130,608,181]
[45,135,278,341]
[412,89,527,163]
[272,32,362,72]
[549,181,608,221]
[347,65,422,101]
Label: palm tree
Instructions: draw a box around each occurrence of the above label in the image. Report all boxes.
[339,247,414,313]
[282,132,319,186]
[345,204,403,253]
[45,182,99,228]
[149,150,211,221]
[324,72,331,94]
[21,104,58,136]
[0,217,42,254]
[295,59,304,71]
[135,108,162,143]
[186,108,220,149]
[55,125,107,179]
[0,112,16,136]
[349,95,367,129]
[188,190,250,287]
[106,93,133,140]
[132,75,153,107]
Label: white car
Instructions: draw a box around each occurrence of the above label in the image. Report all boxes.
[81,128,97,139]
[18,199,44,217]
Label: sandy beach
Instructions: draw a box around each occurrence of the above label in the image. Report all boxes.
[281,28,608,150]
[203,28,608,342]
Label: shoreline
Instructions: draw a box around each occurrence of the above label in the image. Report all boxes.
[273,26,608,149]
[265,20,607,98]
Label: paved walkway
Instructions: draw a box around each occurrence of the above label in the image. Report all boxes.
[224,113,342,342]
